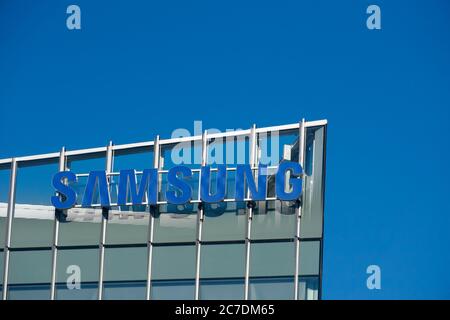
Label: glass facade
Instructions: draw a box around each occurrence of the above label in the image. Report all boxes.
[0,120,326,300]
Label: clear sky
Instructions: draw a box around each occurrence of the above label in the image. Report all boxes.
[1,0,449,299]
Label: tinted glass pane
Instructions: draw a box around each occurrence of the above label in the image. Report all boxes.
[299,241,320,276]
[58,208,102,246]
[200,243,245,279]
[103,281,146,300]
[106,208,149,245]
[250,241,295,277]
[202,201,246,241]
[200,278,244,300]
[252,200,296,240]
[152,245,195,280]
[249,277,293,300]
[56,282,98,300]
[8,284,51,300]
[153,204,197,243]
[8,249,52,284]
[0,169,10,248]
[301,127,325,238]
[12,161,58,247]
[298,277,319,300]
[104,247,147,282]
[56,248,99,286]
[151,279,195,300]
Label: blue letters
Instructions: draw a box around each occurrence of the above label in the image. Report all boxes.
[51,161,304,209]
[117,169,158,205]
[51,171,77,209]
[200,165,227,203]
[276,162,303,201]
[166,165,192,205]
[82,170,111,207]
[235,164,267,201]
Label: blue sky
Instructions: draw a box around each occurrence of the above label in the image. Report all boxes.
[1,0,449,299]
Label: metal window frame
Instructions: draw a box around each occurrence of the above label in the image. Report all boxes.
[0,119,327,301]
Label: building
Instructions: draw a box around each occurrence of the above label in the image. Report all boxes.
[0,119,327,300]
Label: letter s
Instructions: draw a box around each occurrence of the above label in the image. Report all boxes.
[51,171,77,209]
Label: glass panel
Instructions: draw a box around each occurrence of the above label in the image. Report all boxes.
[106,208,149,245]
[153,204,197,243]
[58,207,102,246]
[56,282,98,300]
[301,127,325,238]
[0,168,10,248]
[202,201,247,241]
[56,248,99,299]
[103,281,146,300]
[252,200,296,240]
[257,129,298,166]
[200,243,245,279]
[104,247,147,282]
[0,250,4,296]
[152,245,195,280]
[249,277,293,300]
[8,249,52,284]
[8,284,51,300]
[250,241,295,277]
[11,161,58,247]
[151,279,195,300]
[299,241,320,276]
[298,277,319,300]
[59,155,106,246]
[200,278,244,300]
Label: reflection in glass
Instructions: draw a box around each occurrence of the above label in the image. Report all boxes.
[298,277,319,300]
[153,204,197,243]
[252,200,296,240]
[11,161,58,247]
[300,126,325,239]
[249,277,293,300]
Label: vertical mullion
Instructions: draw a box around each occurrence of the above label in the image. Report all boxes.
[146,135,160,300]
[244,124,257,300]
[294,118,306,300]
[194,130,207,300]
[98,141,113,300]
[2,158,17,300]
[50,147,66,300]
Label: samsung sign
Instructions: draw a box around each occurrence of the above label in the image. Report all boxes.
[51,162,303,210]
